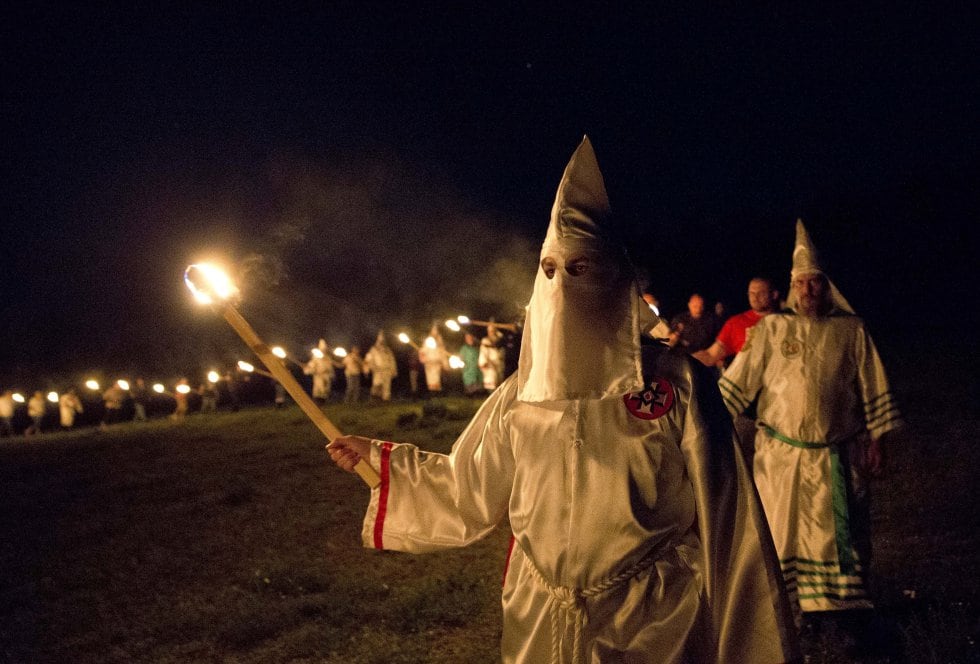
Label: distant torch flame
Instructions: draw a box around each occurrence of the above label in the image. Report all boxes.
[47,391,59,403]
[397,333,410,344]
[117,379,130,391]
[333,347,347,358]
[311,347,324,359]
[424,336,437,349]
[175,384,191,394]
[238,361,255,373]
[184,262,239,305]
[449,355,465,369]
[272,346,287,359]
[445,319,461,332]
[12,393,25,403]
[457,315,471,325]
[85,379,100,391]
[152,383,165,393]
[207,371,220,383]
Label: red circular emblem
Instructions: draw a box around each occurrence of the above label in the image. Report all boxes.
[623,377,675,420]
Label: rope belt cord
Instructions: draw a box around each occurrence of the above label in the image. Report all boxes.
[521,545,662,664]
[762,425,829,449]
[762,425,856,575]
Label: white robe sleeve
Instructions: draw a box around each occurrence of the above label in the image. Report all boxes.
[718,317,770,416]
[360,378,517,553]
[855,322,903,440]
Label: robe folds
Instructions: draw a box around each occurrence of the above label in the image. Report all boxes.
[359,343,799,663]
[720,311,902,614]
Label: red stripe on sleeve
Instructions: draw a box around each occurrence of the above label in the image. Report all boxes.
[373,442,393,550]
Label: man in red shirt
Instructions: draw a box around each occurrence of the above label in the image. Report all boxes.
[692,277,780,368]
[693,277,780,464]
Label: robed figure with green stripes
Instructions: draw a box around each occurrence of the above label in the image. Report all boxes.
[720,220,903,620]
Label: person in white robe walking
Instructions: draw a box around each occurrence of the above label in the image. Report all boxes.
[364,331,398,401]
[328,137,799,664]
[720,220,904,657]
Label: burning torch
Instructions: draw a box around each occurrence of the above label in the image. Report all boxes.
[184,262,380,489]
[454,315,518,332]
[397,332,419,350]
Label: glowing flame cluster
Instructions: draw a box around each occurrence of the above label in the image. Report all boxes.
[333,347,347,358]
[184,262,239,305]
[448,355,465,369]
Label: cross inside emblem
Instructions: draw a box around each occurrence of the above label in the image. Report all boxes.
[624,377,675,420]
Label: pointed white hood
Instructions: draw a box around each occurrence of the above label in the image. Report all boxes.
[786,219,855,314]
[516,136,648,403]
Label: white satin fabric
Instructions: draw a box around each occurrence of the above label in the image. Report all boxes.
[720,311,902,613]
[304,355,335,399]
[362,345,799,663]
[364,340,397,377]
[517,239,644,403]
[721,311,901,449]
[515,135,644,403]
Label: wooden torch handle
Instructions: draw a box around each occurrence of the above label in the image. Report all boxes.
[221,304,381,489]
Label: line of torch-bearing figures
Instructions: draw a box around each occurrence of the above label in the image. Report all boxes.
[0,316,521,438]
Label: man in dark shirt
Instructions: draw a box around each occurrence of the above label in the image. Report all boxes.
[668,293,721,355]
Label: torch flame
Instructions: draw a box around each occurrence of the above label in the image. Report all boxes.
[397,333,410,344]
[449,354,465,369]
[456,315,471,325]
[85,379,100,391]
[207,371,220,383]
[237,360,255,373]
[175,383,191,394]
[47,391,59,403]
[153,383,165,393]
[445,319,461,332]
[333,347,348,358]
[311,347,324,359]
[424,336,437,349]
[12,393,25,403]
[117,379,130,391]
[184,263,239,305]
[272,346,287,359]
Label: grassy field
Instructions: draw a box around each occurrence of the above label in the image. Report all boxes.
[1,354,977,663]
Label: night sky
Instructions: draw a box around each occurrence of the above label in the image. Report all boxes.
[2,5,975,387]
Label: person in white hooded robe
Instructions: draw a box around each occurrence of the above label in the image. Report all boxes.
[304,338,337,402]
[59,388,84,429]
[364,331,398,401]
[328,137,799,664]
[418,324,449,393]
[478,322,506,391]
[719,221,903,654]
